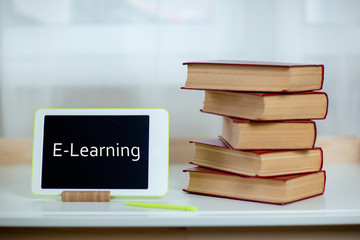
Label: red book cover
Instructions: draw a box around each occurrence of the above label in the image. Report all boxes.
[190,138,323,155]
[201,90,327,96]
[183,60,324,68]
[227,118,316,124]
[184,166,325,180]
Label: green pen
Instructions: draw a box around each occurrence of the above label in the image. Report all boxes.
[124,202,198,211]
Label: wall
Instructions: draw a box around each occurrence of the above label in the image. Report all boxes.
[0,0,359,137]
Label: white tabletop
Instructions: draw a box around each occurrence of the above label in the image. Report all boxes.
[0,162,360,227]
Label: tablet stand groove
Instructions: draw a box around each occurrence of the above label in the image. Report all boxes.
[61,191,111,202]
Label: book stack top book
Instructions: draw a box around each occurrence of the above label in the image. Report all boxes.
[182,60,324,92]
[181,60,328,205]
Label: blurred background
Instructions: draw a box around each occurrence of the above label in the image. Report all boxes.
[0,0,359,138]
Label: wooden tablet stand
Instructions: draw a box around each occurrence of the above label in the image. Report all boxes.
[61,191,111,202]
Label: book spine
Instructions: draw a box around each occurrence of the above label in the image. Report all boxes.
[322,170,327,195]
[320,65,325,90]
[312,121,317,148]
[319,148,324,171]
[323,92,329,119]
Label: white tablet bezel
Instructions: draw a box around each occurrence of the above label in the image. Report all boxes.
[32,108,169,196]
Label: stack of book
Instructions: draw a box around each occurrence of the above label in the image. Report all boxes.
[181,60,328,205]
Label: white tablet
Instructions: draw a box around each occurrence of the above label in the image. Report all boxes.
[32,108,169,196]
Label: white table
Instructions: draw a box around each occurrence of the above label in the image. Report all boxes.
[0,162,360,227]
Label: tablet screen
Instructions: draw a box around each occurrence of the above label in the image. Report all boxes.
[41,115,149,189]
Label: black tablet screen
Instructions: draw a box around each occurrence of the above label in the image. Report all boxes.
[41,115,149,189]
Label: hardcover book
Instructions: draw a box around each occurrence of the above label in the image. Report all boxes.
[190,138,323,177]
[222,117,317,150]
[183,60,324,92]
[183,166,326,205]
[202,90,328,121]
